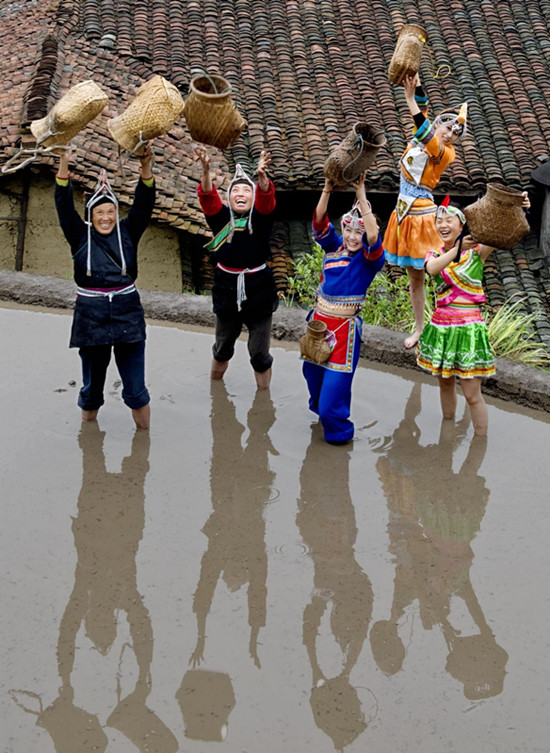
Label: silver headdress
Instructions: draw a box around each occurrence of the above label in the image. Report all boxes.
[433,102,468,142]
[227,164,256,235]
[85,169,126,276]
[341,200,369,231]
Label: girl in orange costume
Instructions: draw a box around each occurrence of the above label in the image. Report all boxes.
[384,73,467,349]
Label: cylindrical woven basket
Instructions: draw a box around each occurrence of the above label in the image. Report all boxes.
[324,123,386,186]
[299,320,332,364]
[107,75,185,155]
[388,24,428,85]
[30,80,108,152]
[464,184,530,249]
[184,74,246,149]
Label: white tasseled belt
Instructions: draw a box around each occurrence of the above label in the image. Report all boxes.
[76,283,136,300]
[217,262,266,311]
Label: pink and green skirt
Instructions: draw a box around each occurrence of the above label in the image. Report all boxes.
[416,304,495,379]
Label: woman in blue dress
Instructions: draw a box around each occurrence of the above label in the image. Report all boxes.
[302,172,385,443]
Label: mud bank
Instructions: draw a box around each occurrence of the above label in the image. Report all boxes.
[1,268,549,413]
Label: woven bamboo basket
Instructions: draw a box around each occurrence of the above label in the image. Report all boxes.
[388,24,428,85]
[464,184,529,249]
[299,320,332,364]
[30,80,108,152]
[107,75,185,155]
[324,123,386,185]
[184,74,246,149]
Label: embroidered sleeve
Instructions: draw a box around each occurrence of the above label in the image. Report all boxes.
[424,248,441,268]
[312,220,342,253]
[362,233,384,262]
[312,210,330,235]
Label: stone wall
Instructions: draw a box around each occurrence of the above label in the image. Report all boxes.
[0,169,183,292]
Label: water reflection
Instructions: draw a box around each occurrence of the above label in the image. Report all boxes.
[11,423,177,753]
[177,383,275,742]
[371,384,508,699]
[298,424,374,752]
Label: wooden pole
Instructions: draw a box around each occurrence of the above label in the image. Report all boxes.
[15,169,30,271]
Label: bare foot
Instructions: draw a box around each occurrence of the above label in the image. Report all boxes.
[211,358,229,380]
[254,367,272,390]
[404,331,421,349]
[132,404,150,430]
[81,409,98,421]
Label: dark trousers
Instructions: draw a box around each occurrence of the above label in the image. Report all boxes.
[78,341,150,411]
[213,313,273,373]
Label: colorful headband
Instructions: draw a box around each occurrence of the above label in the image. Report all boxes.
[341,200,369,231]
[434,102,468,140]
[436,195,466,224]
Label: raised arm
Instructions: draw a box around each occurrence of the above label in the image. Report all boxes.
[350,171,379,246]
[254,150,276,214]
[403,73,422,120]
[54,150,86,248]
[126,143,156,245]
[195,145,212,193]
[256,149,272,193]
[314,177,333,226]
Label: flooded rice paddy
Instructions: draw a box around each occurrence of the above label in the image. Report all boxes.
[1,303,549,753]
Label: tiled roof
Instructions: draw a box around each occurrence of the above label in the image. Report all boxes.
[3,1,550,205]
[1,0,550,349]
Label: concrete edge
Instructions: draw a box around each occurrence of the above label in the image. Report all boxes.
[1,269,549,413]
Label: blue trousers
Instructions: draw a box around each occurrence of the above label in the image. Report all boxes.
[303,358,358,443]
[78,341,150,411]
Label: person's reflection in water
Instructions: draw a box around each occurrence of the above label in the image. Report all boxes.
[298,423,373,752]
[177,382,275,742]
[11,422,177,753]
[371,383,508,699]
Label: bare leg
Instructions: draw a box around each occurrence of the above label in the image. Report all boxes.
[460,377,488,436]
[254,367,272,391]
[132,404,150,430]
[211,358,229,380]
[81,409,99,422]
[438,375,456,420]
[404,267,425,349]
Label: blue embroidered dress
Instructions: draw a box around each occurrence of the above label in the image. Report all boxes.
[302,215,384,442]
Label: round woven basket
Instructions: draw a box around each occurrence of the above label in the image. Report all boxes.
[183,74,246,149]
[107,75,185,155]
[324,123,386,185]
[30,80,108,152]
[388,24,428,85]
[299,320,332,364]
[464,184,530,249]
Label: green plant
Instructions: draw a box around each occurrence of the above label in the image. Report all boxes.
[484,299,549,368]
[361,272,421,330]
[286,247,549,368]
[286,243,324,307]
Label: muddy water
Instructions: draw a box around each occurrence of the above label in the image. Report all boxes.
[1,303,549,753]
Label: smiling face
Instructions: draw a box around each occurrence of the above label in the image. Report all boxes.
[435,211,464,247]
[229,182,254,214]
[342,225,364,252]
[435,121,459,148]
[91,202,117,235]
